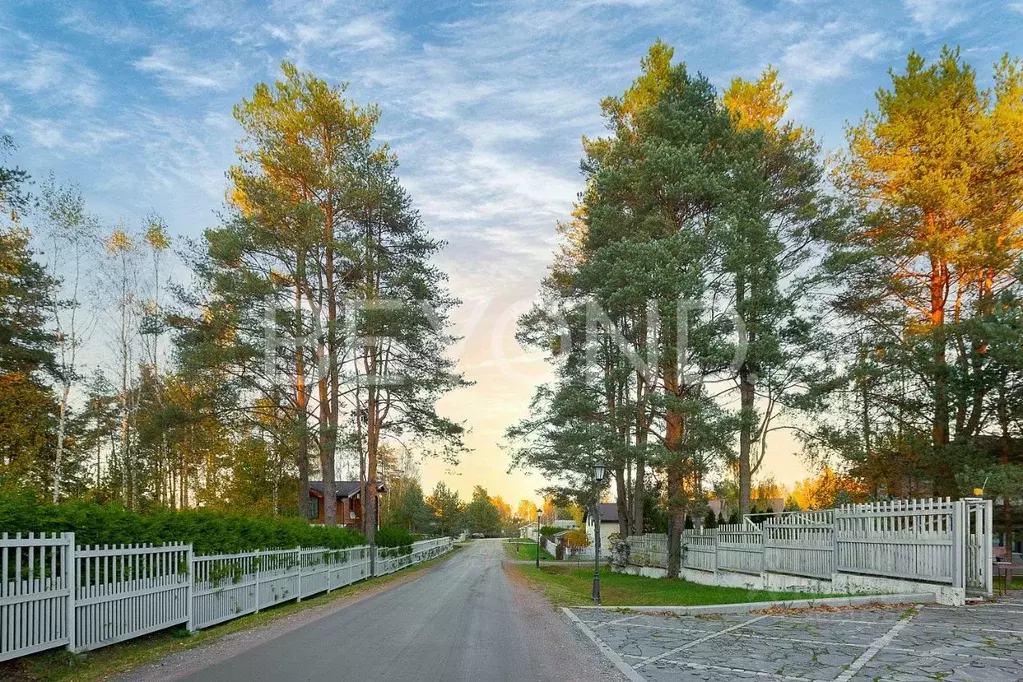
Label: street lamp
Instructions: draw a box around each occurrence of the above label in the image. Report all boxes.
[536,507,543,569]
[593,463,605,603]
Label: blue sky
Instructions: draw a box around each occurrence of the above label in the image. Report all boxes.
[2,0,1022,503]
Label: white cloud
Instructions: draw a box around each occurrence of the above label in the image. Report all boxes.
[1010,2,1023,14]
[135,47,242,95]
[24,118,128,154]
[2,44,101,108]
[782,29,889,85]
[61,8,146,44]
[903,0,966,33]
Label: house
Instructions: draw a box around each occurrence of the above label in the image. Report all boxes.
[583,502,620,556]
[310,481,387,528]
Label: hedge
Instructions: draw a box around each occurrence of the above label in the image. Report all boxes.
[0,492,365,555]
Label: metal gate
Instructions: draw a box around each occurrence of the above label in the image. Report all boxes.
[964,498,993,597]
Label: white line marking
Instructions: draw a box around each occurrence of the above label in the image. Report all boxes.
[832,614,915,682]
[562,608,648,682]
[593,614,644,628]
[633,614,769,669]
[632,657,816,682]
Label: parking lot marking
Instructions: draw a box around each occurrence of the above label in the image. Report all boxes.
[562,608,648,682]
[832,613,915,682]
[632,614,769,669]
[593,614,644,628]
[623,655,819,682]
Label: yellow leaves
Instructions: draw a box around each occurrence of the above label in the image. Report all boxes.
[144,217,170,251]
[104,229,133,255]
[723,65,790,133]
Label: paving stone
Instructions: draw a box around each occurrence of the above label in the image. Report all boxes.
[567,598,1023,682]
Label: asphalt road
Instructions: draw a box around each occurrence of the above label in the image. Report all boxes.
[159,539,622,682]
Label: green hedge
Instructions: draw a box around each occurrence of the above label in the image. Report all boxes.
[539,525,562,538]
[375,526,414,554]
[0,492,364,555]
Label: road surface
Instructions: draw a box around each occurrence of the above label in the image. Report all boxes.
[127,539,623,682]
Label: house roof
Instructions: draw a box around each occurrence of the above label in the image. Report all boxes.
[310,481,387,499]
[584,503,619,524]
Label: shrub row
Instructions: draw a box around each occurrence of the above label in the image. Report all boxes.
[0,492,367,555]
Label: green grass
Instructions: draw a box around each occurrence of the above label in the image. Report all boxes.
[0,547,463,682]
[513,564,825,607]
[503,539,554,561]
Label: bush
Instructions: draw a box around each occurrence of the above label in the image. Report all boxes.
[539,525,561,538]
[0,491,364,555]
[375,526,414,551]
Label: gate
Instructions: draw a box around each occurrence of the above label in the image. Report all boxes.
[964,498,993,597]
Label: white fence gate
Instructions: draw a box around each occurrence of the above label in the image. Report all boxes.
[965,498,993,595]
[0,535,453,662]
[835,499,955,584]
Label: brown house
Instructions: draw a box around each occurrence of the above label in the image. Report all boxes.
[310,481,387,528]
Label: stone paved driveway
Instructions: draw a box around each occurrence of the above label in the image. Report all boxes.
[566,596,1023,681]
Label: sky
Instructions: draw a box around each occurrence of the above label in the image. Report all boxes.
[2,0,1022,507]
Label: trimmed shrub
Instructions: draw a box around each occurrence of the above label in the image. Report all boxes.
[539,525,561,538]
[375,526,414,551]
[0,491,364,555]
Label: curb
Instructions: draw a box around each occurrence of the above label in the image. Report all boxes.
[568,592,937,615]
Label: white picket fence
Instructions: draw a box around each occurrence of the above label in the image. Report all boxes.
[0,534,452,662]
[621,497,993,600]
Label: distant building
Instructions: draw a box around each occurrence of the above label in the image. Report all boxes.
[310,481,387,528]
[583,503,619,556]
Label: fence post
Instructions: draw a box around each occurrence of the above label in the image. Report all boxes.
[186,545,194,632]
[951,500,965,590]
[984,499,993,597]
[832,505,841,580]
[65,532,76,653]
[254,552,261,614]
[296,547,302,603]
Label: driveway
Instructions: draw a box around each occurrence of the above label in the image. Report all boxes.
[566,595,1023,682]
[123,539,624,682]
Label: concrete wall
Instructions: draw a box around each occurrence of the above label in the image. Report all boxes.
[613,563,966,606]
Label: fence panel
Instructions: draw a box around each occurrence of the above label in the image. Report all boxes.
[763,511,835,579]
[72,543,191,652]
[254,549,300,610]
[716,524,764,575]
[682,529,716,572]
[835,498,955,584]
[0,533,73,662]
[191,551,259,630]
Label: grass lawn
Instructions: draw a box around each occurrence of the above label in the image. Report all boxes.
[503,538,554,561]
[0,546,463,682]
[513,564,824,607]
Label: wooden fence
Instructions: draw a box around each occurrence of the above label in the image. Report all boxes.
[620,498,993,596]
[834,498,954,583]
[1,533,73,662]
[0,535,453,662]
[681,529,716,572]
[764,510,835,579]
[715,524,763,575]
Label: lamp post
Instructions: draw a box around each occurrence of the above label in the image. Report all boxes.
[536,507,543,569]
[593,463,605,603]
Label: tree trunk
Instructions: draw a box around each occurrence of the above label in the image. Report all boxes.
[738,361,754,518]
[52,381,70,503]
[614,466,630,538]
[633,371,647,536]
[665,460,685,578]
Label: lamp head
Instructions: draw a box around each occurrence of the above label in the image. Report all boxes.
[595,463,605,482]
